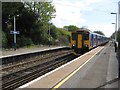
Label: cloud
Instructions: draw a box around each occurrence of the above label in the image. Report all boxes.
[52,0,106,28]
[52,1,86,27]
[51,0,116,37]
[88,24,115,37]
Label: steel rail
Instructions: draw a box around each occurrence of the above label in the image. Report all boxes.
[2,53,76,90]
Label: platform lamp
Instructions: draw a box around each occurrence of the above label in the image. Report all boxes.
[111,12,117,41]
[112,23,116,40]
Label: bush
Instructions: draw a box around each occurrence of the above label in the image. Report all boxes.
[57,28,70,36]
[2,31,8,48]
[117,31,120,42]
[55,28,70,46]
[54,35,70,46]
[17,36,34,47]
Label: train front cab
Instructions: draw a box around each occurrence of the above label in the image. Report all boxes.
[71,31,90,54]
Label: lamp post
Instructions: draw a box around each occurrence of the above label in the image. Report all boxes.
[48,21,51,47]
[48,16,55,47]
[111,12,117,41]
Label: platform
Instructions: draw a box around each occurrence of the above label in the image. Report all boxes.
[18,42,120,89]
[58,42,119,89]
[1,46,67,58]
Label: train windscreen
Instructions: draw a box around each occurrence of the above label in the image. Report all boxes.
[72,33,77,40]
[84,32,89,40]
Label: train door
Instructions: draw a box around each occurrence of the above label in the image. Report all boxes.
[90,34,93,48]
[82,32,89,51]
[78,34,82,49]
[96,35,98,45]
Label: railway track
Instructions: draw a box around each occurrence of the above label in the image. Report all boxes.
[2,52,77,90]
[1,50,72,76]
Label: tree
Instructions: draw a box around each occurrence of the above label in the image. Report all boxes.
[25,2,56,24]
[2,31,7,48]
[2,2,26,48]
[49,24,58,39]
[111,32,115,39]
[24,2,56,44]
[2,2,56,48]
[93,31,105,36]
[117,28,120,42]
[63,25,79,32]
[111,29,120,47]
[117,31,120,41]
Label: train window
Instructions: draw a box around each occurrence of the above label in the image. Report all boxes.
[72,33,77,40]
[84,32,89,40]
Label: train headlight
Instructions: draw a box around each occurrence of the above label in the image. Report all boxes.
[72,44,76,49]
[84,44,88,47]
[72,44,75,46]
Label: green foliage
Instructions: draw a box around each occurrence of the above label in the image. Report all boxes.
[17,36,34,47]
[93,30,105,36]
[2,2,25,32]
[111,30,120,48]
[63,25,79,32]
[2,2,56,48]
[2,2,71,48]
[55,28,70,46]
[2,31,7,48]
[117,31,120,42]
[57,28,71,36]
[111,32,115,39]
[25,2,56,23]
[49,24,58,39]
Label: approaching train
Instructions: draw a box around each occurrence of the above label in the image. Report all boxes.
[70,29,109,54]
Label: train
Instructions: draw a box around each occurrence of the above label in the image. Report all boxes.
[70,28,109,54]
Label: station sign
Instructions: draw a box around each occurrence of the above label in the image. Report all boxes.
[10,31,20,34]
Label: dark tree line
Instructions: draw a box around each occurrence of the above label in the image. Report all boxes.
[111,29,120,48]
[63,25,79,32]
[93,31,105,36]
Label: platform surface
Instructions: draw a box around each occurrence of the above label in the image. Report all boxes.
[18,42,120,89]
[59,42,120,89]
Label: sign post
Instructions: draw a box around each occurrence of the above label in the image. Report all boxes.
[10,16,20,51]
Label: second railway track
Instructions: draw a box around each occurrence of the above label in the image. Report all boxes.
[1,50,72,76]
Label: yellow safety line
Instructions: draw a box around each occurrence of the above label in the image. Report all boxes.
[52,47,104,89]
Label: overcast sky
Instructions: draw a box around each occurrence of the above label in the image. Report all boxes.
[51,0,119,37]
